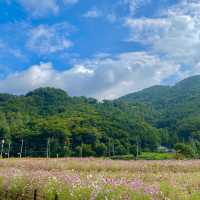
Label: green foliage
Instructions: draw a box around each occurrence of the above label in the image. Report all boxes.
[0,87,164,158]
[2,74,200,159]
[110,154,135,160]
[119,75,200,158]
[75,144,95,157]
[138,152,175,160]
[95,143,107,157]
[174,143,196,158]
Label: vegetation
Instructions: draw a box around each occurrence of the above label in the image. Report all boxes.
[119,75,200,158]
[0,88,162,158]
[0,158,200,200]
[138,152,175,160]
[1,75,200,158]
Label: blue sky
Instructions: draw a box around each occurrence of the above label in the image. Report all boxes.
[0,0,199,99]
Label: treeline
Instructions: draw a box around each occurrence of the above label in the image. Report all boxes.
[119,75,200,158]
[1,78,200,158]
[0,87,163,158]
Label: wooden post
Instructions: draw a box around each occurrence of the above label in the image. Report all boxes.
[55,193,58,200]
[34,189,37,200]
[5,190,8,199]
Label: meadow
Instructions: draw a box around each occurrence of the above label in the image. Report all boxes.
[0,158,200,200]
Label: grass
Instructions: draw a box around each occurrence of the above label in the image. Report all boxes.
[0,158,200,199]
[138,152,176,160]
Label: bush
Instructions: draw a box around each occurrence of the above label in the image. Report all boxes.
[138,152,175,160]
[174,143,196,158]
[75,144,95,157]
[129,145,141,157]
[95,143,107,157]
[110,154,135,160]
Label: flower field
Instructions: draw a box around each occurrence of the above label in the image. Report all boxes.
[0,158,200,200]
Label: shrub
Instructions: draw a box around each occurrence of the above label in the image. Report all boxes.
[95,143,107,157]
[138,152,175,160]
[174,143,196,158]
[110,154,135,160]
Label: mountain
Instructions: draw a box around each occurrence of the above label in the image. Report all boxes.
[0,75,200,158]
[0,87,161,157]
[119,75,200,118]
[118,85,171,109]
[119,75,200,150]
[119,75,200,117]
[119,75,200,110]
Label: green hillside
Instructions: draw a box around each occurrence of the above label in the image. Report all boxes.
[0,87,161,158]
[1,75,200,158]
[119,75,200,157]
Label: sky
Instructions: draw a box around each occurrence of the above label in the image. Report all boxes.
[0,0,199,100]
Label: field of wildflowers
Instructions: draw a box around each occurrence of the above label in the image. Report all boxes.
[0,158,200,200]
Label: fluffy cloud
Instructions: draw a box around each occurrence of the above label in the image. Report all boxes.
[0,52,179,100]
[27,23,72,55]
[123,0,151,15]
[18,0,79,18]
[18,0,59,18]
[125,17,169,43]
[125,0,200,75]
[83,8,117,23]
[83,8,102,18]
[0,40,24,59]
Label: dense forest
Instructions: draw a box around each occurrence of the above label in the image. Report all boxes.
[1,75,200,158]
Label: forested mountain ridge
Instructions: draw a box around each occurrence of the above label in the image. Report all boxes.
[119,75,200,157]
[0,87,160,157]
[1,75,200,158]
[119,75,200,111]
[119,75,200,124]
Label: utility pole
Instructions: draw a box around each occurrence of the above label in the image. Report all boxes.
[112,143,115,156]
[191,137,197,155]
[8,142,11,158]
[136,137,139,160]
[20,139,24,158]
[47,138,50,158]
[108,138,111,157]
[80,142,83,158]
[0,139,4,158]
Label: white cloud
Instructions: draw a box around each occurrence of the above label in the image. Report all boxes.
[18,0,79,18]
[18,0,59,18]
[0,40,25,59]
[0,52,179,100]
[27,23,72,55]
[125,0,200,75]
[83,8,102,18]
[125,17,169,43]
[83,8,117,23]
[4,0,200,100]
[123,0,151,15]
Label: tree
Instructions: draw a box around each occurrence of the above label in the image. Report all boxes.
[75,144,95,157]
[175,143,196,158]
[95,143,107,157]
